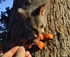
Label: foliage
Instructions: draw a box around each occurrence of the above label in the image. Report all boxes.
[0,7,12,28]
[0,7,12,45]
[0,0,5,3]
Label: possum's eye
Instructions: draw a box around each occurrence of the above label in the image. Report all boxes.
[40,25,44,28]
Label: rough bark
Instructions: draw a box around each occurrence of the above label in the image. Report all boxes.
[4,0,70,57]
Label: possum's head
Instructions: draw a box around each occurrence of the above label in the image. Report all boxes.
[18,3,47,35]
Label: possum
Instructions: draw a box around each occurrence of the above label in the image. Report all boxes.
[18,3,47,36]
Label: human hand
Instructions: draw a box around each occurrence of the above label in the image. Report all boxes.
[2,46,32,57]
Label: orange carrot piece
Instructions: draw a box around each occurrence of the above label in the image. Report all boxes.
[21,38,28,44]
[44,34,54,39]
[37,41,44,49]
[34,39,44,49]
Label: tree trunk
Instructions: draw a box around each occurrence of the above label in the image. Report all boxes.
[4,0,70,57]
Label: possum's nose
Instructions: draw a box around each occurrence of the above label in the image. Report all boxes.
[41,28,44,33]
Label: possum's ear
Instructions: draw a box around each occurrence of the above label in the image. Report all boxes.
[18,8,28,18]
[39,3,46,15]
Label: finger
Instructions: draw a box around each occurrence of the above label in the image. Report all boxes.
[27,55,32,57]
[2,46,19,57]
[15,46,25,57]
[25,51,32,57]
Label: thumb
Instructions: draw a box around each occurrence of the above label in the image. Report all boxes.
[15,46,25,57]
[2,46,19,57]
